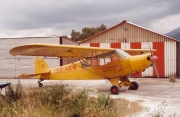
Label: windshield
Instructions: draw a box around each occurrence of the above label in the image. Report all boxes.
[116,49,131,59]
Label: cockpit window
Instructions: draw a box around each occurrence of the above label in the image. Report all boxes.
[116,49,131,59]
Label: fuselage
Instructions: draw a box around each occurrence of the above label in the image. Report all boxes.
[46,49,154,80]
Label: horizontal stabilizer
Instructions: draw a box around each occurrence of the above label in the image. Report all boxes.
[18,72,50,79]
[18,73,40,78]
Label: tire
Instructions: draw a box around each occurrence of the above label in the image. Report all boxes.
[129,81,139,90]
[39,83,43,87]
[110,85,120,95]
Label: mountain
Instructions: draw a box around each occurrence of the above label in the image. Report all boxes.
[165,27,180,40]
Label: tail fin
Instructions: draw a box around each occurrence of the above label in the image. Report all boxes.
[35,56,50,79]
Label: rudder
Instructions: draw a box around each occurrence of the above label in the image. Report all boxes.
[34,57,50,77]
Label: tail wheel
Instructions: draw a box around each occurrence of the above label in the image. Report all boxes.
[38,79,44,87]
[129,81,139,90]
[110,85,120,95]
[39,82,43,87]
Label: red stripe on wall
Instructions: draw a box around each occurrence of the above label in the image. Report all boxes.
[130,42,142,77]
[130,42,141,49]
[110,43,121,48]
[153,42,164,78]
[90,43,100,47]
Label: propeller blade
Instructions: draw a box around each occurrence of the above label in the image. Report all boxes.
[148,42,159,78]
[148,42,153,56]
[153,62,159,78]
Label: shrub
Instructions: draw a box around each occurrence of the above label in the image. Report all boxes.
[68,89,88,117]
[3,80,23,104]
[97,94,113,109]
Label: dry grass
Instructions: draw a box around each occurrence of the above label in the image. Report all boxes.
[0,81,177,117]
[169,76,176,82]
[0,81,132,117]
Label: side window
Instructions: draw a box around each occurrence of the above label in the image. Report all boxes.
[111,53,120,62]
[85,52,120,67]
[99,54,111,65]
[85,57,100,67]
[90,57,99,66]
[99,56,105,65]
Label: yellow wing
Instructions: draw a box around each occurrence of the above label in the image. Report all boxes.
[123,49,156,55]
[9,43,156,58]
[10,43,115,58]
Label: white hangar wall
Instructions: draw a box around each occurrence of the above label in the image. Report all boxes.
[80,20,178,78]
[0,36,78,78]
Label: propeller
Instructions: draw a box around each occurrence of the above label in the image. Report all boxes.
[148,43,159,78]
[153,62,159,78]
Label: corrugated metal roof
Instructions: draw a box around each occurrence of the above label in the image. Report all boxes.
[79,20,179,43]
[0,36,78,44]
[128,22,179,42]
[0,35,62,39]
[79,20,127,43]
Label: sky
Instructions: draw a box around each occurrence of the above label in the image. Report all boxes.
[0,0,180,38]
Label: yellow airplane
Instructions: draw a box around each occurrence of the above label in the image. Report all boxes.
[9,43,158,94]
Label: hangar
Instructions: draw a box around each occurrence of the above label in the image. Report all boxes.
[0,36,78,78]
[79,20,179,78]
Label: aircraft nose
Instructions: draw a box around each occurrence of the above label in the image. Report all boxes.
[150,56,158,62]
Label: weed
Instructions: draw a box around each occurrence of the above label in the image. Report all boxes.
[169,113,177,117]
[97,94,113,108]
[146,105,165,117]
[169,76,176,82]
[146,105,177,117]
[68,89,88,117]
[41,84,71,107]
[2,80,23,104]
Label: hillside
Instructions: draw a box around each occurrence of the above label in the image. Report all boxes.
[165,27,180,40]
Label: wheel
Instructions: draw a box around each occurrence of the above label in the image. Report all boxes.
[129,81,139,90]
[110,85,120,95]
[39,83,43,87]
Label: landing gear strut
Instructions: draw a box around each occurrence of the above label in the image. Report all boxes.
[38,79,44,87]
[109,77,139,95]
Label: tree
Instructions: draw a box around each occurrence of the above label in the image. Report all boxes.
[71,30,81,41]
[71,24,107,41]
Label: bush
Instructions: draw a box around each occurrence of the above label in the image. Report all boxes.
[3,80,23,104]
[41,84,71,108]
[68,89,88,117]
[97,94,113,109]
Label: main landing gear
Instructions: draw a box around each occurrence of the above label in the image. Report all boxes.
[110,85,120,95]
[38,79,44,87]
[110,80,139,95]
[129,81,139,90]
